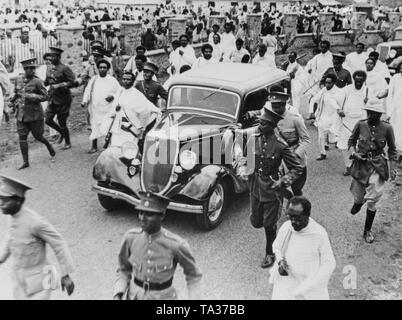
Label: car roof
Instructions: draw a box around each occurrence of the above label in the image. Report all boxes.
[377,41,402,48]
[167,63,289,95]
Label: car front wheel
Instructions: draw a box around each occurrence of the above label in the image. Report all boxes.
[196,180,228,230]
[97,194,126,211]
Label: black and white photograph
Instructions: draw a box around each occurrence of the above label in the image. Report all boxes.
[0,0,401,303]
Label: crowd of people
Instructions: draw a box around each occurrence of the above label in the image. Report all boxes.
[1,1,402,302]
[1,1,402,63]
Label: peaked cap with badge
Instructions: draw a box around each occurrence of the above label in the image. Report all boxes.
[135,190,170,214]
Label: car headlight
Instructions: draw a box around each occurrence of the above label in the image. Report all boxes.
[122,142,138,159]
[179,150,197,171]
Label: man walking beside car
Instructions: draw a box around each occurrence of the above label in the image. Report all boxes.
[237,97,303,269]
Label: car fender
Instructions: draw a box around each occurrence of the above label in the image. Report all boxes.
[93,147,141,195]
[178,165,227,201]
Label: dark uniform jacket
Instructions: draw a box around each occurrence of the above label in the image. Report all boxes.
[239,127,304,202]
[320,67,352,88]
[348,120,398,185]
[135,80,168,107]
[13,75,48,122]
[45,62,76,105]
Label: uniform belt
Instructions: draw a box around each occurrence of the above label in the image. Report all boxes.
[256,172,279,181]
[134,277,173,291]
[364,150,384,158]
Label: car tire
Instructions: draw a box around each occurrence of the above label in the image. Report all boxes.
[97,194,126,211]
[196,180,229,230]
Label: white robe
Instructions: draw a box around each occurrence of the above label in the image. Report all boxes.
[334,84,367,150]
[102,86,161,147]
[192,57,218,69]
[387,73,402,151]
[211,43,225,62]
[221,32,236,60]
[286,62,304,111]
[252,53,276,68]
[172,45,196,72]
[365,70,388,110]
[345,51,368,74]
[82,75,121,140]
[311,86,342,132]
[270,219,336,300]
[307,51,334,83]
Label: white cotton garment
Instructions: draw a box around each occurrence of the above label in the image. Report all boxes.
[270,219,336,300]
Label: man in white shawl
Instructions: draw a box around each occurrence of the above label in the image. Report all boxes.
[333,71,368,176]
[171,35,196,73]
[102,71,161,150]
[0,59,12,125]
[310,73,342,160]
[82,59,120,153]
[345,43,368,74]
[364,57,388,111]
[306,41,333,100]
[270,196,336,300]
[386,62,402,184]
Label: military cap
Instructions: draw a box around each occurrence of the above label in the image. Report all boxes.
[0,175,32,198]
[90,40,104,49]
[47,46,64,55]
[143,62,159,74]
[332,52,346,59]
[20,57,37,68]
[260,102,284,123]
[135,190,170,214]
[363,99,385,113]
[91,47,104,56]
[267,91,289,103]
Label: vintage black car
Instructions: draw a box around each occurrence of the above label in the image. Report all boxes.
[92,63,290,230]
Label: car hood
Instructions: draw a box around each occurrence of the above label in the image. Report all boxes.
[150,111,234,142]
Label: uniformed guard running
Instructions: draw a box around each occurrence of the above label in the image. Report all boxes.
[10,58,55,170]
[113,190,202,300]
[44,46,77,150]
[348,99,398,243]
[237,103,303,269]
[0,175,75,300]
[244,89,310,196]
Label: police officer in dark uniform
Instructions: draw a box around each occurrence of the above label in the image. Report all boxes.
[237,98,303,268]
[10,58,55,170]
[134,62,168,109]
[44,47,77,150]
[348,100,398,243]
[113,190,202,300]
[320,52,352,89]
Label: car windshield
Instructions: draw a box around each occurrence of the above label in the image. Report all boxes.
[168,86,240,118]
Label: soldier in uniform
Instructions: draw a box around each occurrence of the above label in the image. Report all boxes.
[10,58,55,170]
[0,175,75,300]
[348,100,398,243]
[113,191,202,300]
[244,89,310,196]
[134,62,168,109]
[237,103,303,268]
[44,47,77,150]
